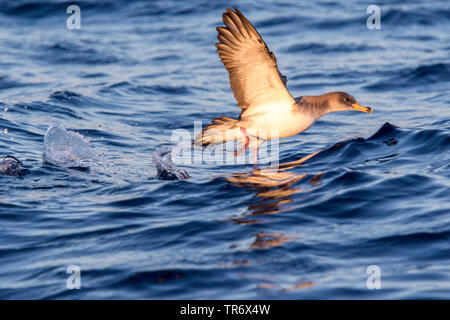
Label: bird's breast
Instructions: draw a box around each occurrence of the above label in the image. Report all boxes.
[240,104,316,139]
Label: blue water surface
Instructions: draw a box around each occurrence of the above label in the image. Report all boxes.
[0,0,449,299]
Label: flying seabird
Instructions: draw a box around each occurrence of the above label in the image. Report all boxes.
[194,8,372,169]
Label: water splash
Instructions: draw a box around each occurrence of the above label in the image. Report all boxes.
[152,146,189,180]
[43,124,98,168]
[0,155,26,176]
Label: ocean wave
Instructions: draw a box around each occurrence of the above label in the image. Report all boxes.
[364,63,450,91]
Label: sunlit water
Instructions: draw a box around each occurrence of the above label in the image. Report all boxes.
[0,0,449,299]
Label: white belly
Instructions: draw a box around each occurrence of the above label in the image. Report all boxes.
[241,104,316,139]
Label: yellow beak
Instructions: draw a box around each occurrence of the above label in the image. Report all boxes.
[352,102,373,114]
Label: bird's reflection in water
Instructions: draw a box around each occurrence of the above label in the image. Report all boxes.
[224,150,323,221]
[220,151,325,293]
[227,170,305,217]
[220,141,363,293]
[250,232,296,249]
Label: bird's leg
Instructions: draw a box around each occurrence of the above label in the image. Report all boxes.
[233,127,258,170]
[253,147,258,170]
[234,127,249,156]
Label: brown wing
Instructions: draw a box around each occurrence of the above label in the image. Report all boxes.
[216,8,295,110]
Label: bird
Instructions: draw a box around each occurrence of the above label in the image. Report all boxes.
[194,8,372,170]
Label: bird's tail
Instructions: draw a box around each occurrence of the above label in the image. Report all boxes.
[193,116,241,147]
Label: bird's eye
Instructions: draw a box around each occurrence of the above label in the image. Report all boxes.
[344,97,349,102]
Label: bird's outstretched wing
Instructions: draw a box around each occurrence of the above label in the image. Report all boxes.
[216,8,295,110]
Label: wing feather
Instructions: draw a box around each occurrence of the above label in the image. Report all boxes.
[216,8,294,110]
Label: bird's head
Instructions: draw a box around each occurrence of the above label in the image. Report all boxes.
[326,92,372,114]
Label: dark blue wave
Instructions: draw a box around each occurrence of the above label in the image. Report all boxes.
[0,0,449,300]
[365,63,450,91]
